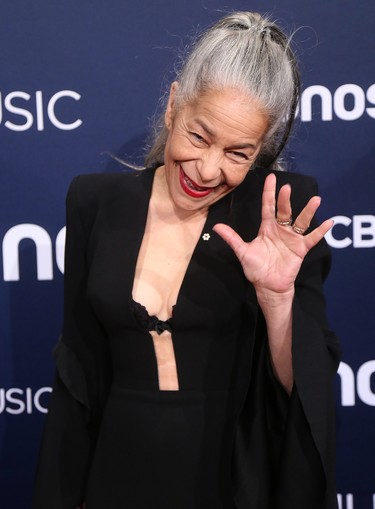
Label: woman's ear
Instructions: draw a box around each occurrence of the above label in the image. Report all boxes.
[165,81,179,130]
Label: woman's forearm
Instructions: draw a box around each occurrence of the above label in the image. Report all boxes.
[256,287,294,394]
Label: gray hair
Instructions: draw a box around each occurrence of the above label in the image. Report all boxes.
[145,11,300,170]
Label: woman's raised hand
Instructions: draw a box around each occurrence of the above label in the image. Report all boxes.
[213,173,333,296]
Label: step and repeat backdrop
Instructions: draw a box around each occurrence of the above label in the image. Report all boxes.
[1,1,374,507]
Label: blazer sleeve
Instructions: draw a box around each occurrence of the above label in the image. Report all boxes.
[32,176,112,509]
[233,172,340,509]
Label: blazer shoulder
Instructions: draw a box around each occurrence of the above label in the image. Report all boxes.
[67,168,154,210]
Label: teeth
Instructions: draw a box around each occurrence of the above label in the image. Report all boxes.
[184,175,206,191]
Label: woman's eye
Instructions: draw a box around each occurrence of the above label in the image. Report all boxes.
[229,151,248,160]
[190,132,206,143]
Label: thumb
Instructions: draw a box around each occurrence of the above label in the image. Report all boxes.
[212,223,246,259]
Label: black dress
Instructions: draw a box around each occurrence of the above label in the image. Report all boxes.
[32,166,340,509]
[84,299,240,508]
[83,173,253,508]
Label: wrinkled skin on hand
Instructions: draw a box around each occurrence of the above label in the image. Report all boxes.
[213,173,333,295]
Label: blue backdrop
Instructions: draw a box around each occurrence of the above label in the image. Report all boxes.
[1,1,374,508]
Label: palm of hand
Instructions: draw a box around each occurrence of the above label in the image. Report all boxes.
[213,173,333,294]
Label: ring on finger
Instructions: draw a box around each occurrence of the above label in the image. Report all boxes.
[276,216,292,226]
[292,224,306,235]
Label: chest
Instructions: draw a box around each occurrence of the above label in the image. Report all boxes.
[86,197,252,336]
[85,169,263,334]
[86,205,256,392]
[132,212,208,319]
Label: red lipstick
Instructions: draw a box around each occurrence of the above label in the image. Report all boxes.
[179,166,214,198]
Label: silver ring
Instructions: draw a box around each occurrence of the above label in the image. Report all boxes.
[276,217,292,226]
[292,224,306,235]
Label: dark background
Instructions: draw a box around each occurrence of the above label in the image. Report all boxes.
[0,1,374,507]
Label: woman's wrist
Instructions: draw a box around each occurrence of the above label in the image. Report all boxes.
[255,286,295,314]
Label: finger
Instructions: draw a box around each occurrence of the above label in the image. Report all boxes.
[304,219,334,250]
[261,173,277,221]
[276,184,292,222]
[293,196,322,232]
[212,223,246,260]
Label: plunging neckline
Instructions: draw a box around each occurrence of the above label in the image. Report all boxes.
[130,166,214,321]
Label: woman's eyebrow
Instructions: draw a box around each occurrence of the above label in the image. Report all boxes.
[194,119,256,149]
[194,119,215,137]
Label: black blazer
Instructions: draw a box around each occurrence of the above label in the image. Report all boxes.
[33,166,340,509]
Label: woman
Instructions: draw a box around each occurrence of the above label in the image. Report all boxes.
[33,11,340,509]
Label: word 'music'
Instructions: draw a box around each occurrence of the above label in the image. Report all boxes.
[0,90,82,131]
[0,387,51,414]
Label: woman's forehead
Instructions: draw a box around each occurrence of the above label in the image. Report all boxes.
[178,88,269,140]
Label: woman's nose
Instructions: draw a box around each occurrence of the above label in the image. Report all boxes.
[196,151,222,183]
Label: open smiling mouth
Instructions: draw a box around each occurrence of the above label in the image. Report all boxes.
[179,166,218,198]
